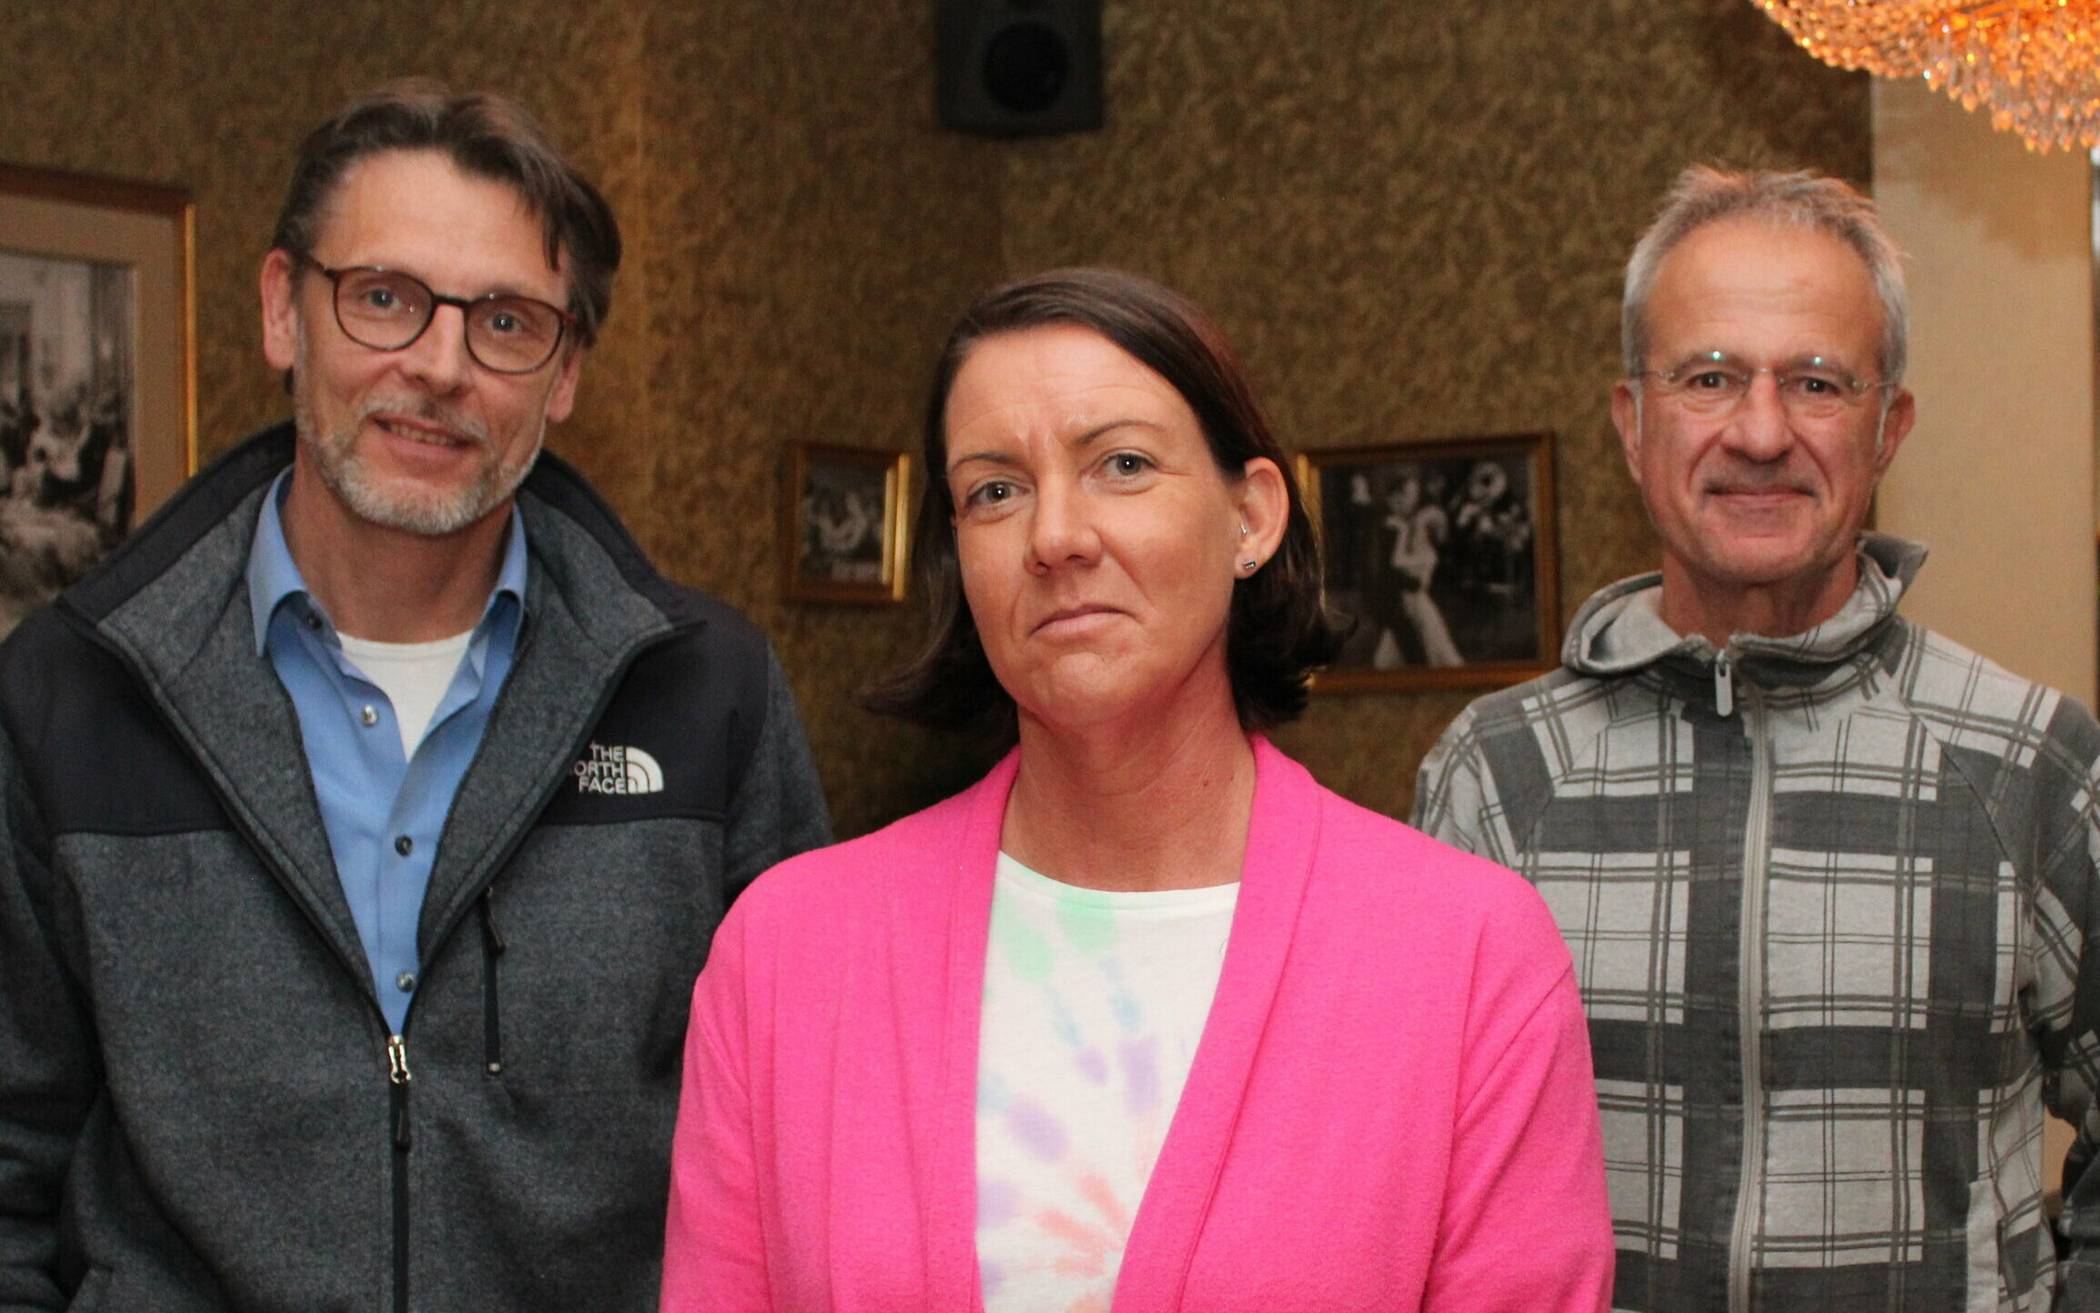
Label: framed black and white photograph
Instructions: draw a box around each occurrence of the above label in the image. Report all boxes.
[0,163,194,640]
[1299,433,1559,693]
[782,441,911,605]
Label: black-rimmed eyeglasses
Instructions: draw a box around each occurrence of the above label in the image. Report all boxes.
[294,253,575,375]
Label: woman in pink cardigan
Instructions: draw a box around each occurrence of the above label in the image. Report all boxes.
[662,269,1613,1312]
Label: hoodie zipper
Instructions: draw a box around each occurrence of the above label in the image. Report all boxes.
[1726,673,1771,1313]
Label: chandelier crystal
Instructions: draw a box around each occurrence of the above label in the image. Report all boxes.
[1755,1,2100,152]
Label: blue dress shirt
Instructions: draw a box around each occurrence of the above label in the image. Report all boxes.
[247,473,527,1034]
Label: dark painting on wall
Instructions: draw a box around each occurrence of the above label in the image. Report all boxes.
[0,163,193,640]
[782,441,911,605]
[0,250,137,637]
[1299,433,1559,693]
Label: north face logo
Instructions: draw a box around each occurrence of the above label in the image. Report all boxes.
[573,742,665,795]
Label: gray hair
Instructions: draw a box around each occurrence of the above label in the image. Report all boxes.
[1621,165,1907,386]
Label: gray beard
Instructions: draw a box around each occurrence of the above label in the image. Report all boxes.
[291,329,541,536]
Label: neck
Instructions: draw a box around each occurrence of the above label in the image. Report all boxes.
[282,462,510,642]
[1657,552,1859,648]
[1002,699,1256,894]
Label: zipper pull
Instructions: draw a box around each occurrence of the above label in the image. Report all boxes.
[1714,650,1735,718]
[387,1034,413,1151]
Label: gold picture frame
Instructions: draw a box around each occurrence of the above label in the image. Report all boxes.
[1297,432,1559,693]
[0,162,196,523]
[781,441,912,605]
[0,162,196,637]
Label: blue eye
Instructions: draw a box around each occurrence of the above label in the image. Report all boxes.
[1105,452,1152,477]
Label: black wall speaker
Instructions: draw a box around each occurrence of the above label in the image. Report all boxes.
[936,0,1103,138]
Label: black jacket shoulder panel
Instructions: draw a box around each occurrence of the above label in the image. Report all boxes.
[0,605,229,838]
[537,596,773,827]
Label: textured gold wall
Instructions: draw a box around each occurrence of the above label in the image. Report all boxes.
[990,3,1870,819]
[0,2,1866,834]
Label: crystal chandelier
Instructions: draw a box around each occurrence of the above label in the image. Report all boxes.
[1754,1,2100,152]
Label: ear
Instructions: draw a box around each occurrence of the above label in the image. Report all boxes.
[543,342,587,424]
[1235,456,1289,568]
[1871,386,1916,477]
[1609,379,1643,485]
[260,249,302,373]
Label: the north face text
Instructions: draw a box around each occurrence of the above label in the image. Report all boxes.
[573,743,665,796]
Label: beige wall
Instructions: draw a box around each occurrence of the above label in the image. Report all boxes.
[1872,79,2097,705]
[1871,77,2099,1196]
[0,3,1870,833]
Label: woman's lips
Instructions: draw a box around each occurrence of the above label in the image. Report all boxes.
[1032,605,1122,636]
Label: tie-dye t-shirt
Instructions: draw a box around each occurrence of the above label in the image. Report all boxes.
[976,852,1238,1313]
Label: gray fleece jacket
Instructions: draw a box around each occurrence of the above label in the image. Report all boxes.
[0,423,832,1312]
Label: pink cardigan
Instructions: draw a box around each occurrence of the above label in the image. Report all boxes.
[663,739,1612,1311]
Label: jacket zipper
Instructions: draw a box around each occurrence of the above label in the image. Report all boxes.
[388,1035,412,1313]
[1727,680,1770,1313]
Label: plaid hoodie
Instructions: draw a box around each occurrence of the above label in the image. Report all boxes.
[1413,534,2100,1313]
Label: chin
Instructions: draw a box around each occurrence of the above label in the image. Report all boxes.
[1015,679,1153,737]
[1703,539,1849,588]
[339,466,506,536]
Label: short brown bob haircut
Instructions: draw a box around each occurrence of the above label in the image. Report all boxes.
[270,78,622,347]
[867,267,1339,745]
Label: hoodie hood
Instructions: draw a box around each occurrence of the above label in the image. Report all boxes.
[1564,533,1927,686]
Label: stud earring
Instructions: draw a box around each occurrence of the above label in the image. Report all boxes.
[1240,557,1260,573]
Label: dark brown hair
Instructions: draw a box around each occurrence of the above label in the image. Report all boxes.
[270,78,621,345]
[866,267,1339,745]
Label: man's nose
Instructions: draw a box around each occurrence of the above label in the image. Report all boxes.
[1721,372,1795,462]
[396,305,475,393]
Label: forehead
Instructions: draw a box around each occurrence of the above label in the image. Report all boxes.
[1645,217,1883,361]
[309,148,564,299]
[943,324,1196,450]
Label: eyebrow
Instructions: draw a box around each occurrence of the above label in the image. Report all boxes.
[351,261,560,304]
[1663,348,1865,371]
[946,417,1164,474]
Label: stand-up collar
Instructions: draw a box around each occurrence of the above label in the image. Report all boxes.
[1565,533,1928,682]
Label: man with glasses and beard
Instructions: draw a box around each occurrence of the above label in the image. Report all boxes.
[0,81,829,1312]
[1416,166,2100,1311]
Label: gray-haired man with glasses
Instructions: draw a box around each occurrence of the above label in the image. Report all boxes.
[0,81,830,1311]
[1416,165,2100,1311]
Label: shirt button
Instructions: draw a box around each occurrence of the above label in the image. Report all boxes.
[394,835,413,856]
[361,705,378,727]
[396,971,417,993]
[304,612,322,631]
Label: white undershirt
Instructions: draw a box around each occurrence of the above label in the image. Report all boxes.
[338,630,474,759]
[976,851,1238,1313]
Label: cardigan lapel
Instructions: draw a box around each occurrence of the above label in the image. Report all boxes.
[1110,737,1322,1312]
[922,749,1020,1312]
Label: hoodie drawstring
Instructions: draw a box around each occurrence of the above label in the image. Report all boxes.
[479,889,506,1076]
